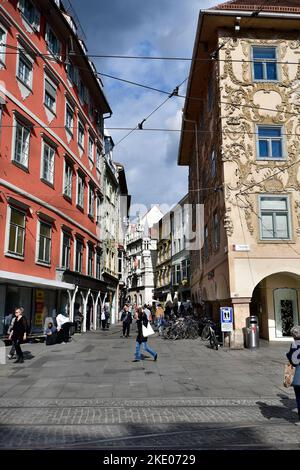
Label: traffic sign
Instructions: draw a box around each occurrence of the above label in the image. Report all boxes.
[220,307,233,332]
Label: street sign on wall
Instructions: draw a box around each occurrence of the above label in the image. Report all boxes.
[220,307,233,332]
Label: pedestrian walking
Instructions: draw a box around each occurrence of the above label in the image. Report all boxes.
[286,325,300,423]
[7,312,16,359]
[101,309,106,330]
[133,308,158,362]
[8,307,27,364]
[120,305,132,338]
[3,312,14,336]
[143,304,151,321]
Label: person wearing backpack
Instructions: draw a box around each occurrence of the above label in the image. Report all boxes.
[8,307,27,364]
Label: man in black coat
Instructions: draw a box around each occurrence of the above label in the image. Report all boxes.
[120,305,132,338]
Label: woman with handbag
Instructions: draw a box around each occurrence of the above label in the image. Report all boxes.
[133,308,158,362]
[286,325,300,422]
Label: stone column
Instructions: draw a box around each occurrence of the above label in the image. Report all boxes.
[231,297,251,349]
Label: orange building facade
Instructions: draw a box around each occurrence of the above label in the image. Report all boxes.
[0,0,113,333]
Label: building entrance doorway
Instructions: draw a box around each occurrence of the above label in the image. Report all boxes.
[274,288,299,338]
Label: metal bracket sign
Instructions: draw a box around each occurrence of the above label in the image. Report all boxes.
[220,307,233,332]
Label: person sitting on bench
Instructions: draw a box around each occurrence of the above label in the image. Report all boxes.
[56,312,73,343]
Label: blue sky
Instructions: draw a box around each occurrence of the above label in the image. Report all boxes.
[70,0,217,211]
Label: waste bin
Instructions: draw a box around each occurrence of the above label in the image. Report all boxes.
[245,315,259,348]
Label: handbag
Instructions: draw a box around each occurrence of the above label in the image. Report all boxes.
[283,362,295,388]
[142,322,155,338]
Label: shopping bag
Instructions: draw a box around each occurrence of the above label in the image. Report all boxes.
[283,363,295,388]
[142,323,155,338]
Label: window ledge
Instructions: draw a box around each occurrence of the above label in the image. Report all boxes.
[88,214,95,222]
[12,160,29,173]
[63,194,73,204]
[40,178,54,189]
[258,239,294,244]
[16,76,32,93]
[257,157,286,162]
[5,252,24,260]
[36,260,51,267]
[76,204,84,213]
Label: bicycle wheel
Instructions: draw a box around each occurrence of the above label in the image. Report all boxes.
[209,330,219,350]
[201,325,210,340]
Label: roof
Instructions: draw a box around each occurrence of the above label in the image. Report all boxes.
[212,0,300,13]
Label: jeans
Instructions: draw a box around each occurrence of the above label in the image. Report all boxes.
[135,341,157,361]
[294,386,300,419]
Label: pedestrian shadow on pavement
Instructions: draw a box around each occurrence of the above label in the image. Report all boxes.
[256,394,298,423]
[23,351,35,360]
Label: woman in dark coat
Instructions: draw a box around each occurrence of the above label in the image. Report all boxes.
[286,325,300,422]
[133,308,157,362]
[8,307,27,363]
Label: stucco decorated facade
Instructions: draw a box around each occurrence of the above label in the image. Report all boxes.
[178,0,300,346]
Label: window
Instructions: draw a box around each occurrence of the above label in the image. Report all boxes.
[13,121,30,168]
[37,221,51,264]
[96,147,102,173]
[253,47,277,81]
[18,0,40,30]
[88,184,94,218]
[8,208,26,256]
[75,239,83,272]
[211,150,216,177]
[61,232,71,269]
[175,264,181,284]
[63,161,73,198]
[41,141,55,184]
[87,244,94,276]
[204,225,209,259]
[0,26,7,64]
[257,126,283,159]
[44,77,56,113]
[79,80,87,103]
[213,211,220,249]
[17,53,33,89]
[77,174,84,208]
[96,250,101,279]
[65,104,74,135]
[96,195,101,223]
[45,24,61,57]
[88,136,94,162]
[78,121,85,149]
[259,196,290,240]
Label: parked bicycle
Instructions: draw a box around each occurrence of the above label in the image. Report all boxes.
[200,318,220,350]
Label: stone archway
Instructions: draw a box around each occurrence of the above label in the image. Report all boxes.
[250,271,300,341]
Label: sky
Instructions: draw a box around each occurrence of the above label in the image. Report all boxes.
[70,0,217,213]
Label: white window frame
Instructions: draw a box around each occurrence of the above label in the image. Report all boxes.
[65,102,74,136]
[96,147,102,174]
[45,23,61,58]
[0,24,7,65]
[74,238,83,273]
[88,184,94,218]
[87,243,94,277]
[259,195,291,241]
[18,0,40,31]
[41,140,55,185]
[63,160,73,199]
[44,75,57,114]
[76,173,84,209]
[78,120,85,149]
[256,124,285,160]
[5,206,26,258]
[88,135,94,163]
[96,249,101,279]
[17,51,33,89]
[60,230,71,269]
[252,45,278,82]
[36,220,52,265]
[12,117,30,169]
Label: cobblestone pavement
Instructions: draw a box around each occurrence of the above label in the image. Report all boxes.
[0,326,299,449]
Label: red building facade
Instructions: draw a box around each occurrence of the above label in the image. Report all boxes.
[0,0,112,333]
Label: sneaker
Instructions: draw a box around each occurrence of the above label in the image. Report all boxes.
[7,355,14,360]
[154,353,158,361]
[132,359,140,362]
